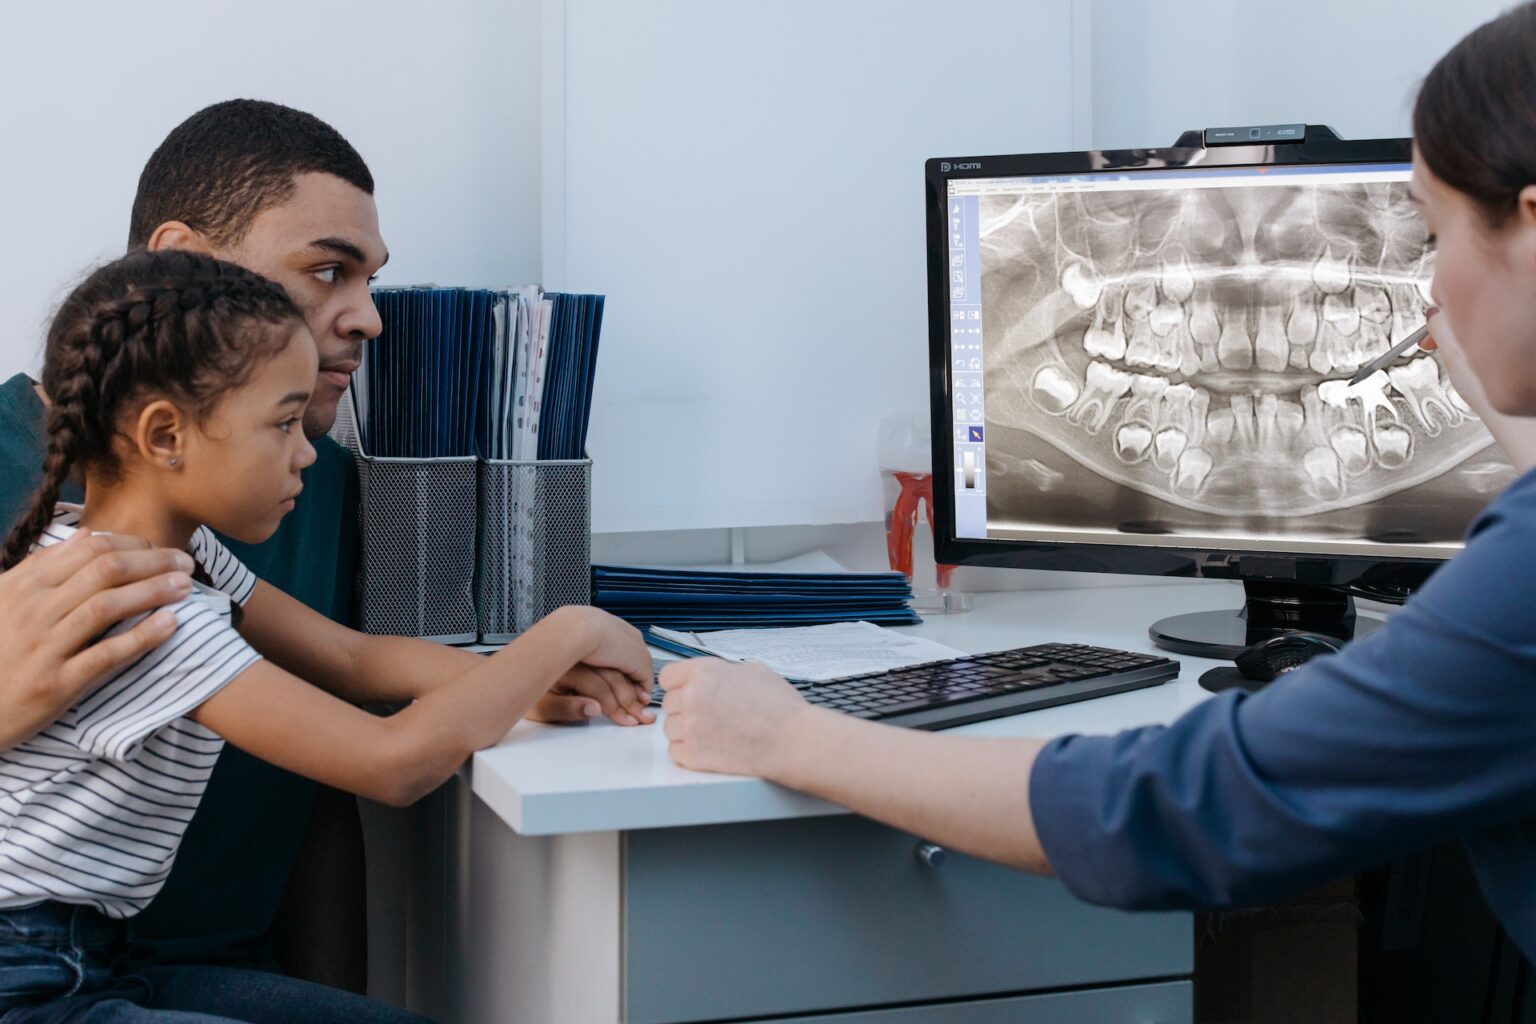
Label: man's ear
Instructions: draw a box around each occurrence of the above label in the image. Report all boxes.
[145,221,215,256]
[133,399,187,470]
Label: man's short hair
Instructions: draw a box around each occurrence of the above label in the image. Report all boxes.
[127,99,375,251]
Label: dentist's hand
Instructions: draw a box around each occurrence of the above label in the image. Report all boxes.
[659,658,811,776]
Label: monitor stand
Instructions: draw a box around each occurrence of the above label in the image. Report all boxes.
[1148,579,1384,661]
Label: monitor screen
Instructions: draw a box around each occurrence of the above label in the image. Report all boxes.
[939,151,1515,562]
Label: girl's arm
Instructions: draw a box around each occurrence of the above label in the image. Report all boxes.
[189,604,650,807]
[236,580,654,724]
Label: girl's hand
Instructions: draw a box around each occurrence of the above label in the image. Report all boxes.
[530,663,656,726]
[548,606,654,725]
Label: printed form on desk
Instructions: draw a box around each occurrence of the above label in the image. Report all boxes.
[649,621,966,682]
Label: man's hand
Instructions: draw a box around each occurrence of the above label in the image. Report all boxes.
[525,607,655,727]
[658,659,810,776]
[0,530,193,750]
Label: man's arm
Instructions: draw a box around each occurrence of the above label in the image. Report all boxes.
[659,660,1054,872]
[0,530,195,749]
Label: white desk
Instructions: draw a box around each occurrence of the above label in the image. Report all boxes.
[378,581,1369,1024]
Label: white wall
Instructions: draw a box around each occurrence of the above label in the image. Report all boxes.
[0,0,541,379]
[1089,0,1511,149]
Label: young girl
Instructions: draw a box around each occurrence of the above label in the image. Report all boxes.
[0,250,654,1024]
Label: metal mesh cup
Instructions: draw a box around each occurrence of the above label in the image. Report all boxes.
[478,459,593,642]
[331,392,479,643]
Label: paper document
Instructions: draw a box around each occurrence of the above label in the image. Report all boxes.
[649,621,966,682]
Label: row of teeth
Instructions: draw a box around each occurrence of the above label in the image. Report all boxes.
[1059,249,1433,377]
[1028,357,1471,501]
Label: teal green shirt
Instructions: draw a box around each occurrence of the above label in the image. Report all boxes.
[0,373,359,970]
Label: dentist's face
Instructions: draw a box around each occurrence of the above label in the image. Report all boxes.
[1411,150,1536,415]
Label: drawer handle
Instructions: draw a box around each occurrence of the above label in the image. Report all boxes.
[915,841,947,868]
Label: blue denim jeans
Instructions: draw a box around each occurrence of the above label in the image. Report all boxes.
[0,904,434,1024]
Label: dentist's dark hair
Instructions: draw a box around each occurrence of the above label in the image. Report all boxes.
[1414,1,1536,226]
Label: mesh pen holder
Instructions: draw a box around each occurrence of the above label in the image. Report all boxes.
[477,459,593,642]
[332,393,479,643]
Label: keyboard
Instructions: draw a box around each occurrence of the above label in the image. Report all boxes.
[651,642,1180,731]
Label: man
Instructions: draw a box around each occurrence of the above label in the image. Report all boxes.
[0,99,616,990]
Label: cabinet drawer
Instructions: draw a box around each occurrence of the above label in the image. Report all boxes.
[753,981,1192,1023]
[623,815,1190,1024]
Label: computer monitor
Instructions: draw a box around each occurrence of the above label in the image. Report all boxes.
[927,126,1516,658]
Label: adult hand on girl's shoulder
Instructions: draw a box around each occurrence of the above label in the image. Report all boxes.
[0,530,193,750]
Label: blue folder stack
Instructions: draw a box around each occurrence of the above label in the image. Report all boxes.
[592,564,921,630]
[352,286,604,460]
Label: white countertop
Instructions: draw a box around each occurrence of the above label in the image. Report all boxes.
[469,580,1378,837]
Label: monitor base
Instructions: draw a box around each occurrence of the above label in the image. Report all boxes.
[1148,580,1385,660]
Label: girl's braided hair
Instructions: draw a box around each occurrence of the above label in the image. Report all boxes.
[2,249,303,570]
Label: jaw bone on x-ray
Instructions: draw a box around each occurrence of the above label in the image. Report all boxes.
[980,180,1513,545]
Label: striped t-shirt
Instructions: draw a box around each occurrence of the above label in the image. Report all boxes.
[0,506,260,919]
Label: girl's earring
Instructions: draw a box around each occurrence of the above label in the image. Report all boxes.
[169,458,178,467]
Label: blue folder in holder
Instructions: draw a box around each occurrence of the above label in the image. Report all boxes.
[592,564,920,631]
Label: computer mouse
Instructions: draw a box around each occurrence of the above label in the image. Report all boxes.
[1234,631,1346,683]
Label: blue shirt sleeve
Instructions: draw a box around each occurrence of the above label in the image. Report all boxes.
[1030,470,1536,912]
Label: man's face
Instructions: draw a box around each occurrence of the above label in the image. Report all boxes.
[210,173,388,438]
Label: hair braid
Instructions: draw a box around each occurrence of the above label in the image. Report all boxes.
[1,249,302,571]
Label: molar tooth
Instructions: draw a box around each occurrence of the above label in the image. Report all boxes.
[1060,261,1103,309]
[1254,306,1289,372]
[1387,357,1463,436]
[1311,245,1353,294]
[1121,374,1169,424]
[1159,249,1196,303]
[1217,315,1254,370]
[1303,447,1345,500]
[1308,346,1334,374]
[1029,365,1080,416]
[1124,321,1158,368]
[1066,360,1132,434]
[1289,345,1311,369]
[1329,426,1371,476]
[1083,318,1127,361]
[1172,447,1214,498]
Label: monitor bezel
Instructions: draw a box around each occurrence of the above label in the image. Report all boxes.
[926,133,1450,589]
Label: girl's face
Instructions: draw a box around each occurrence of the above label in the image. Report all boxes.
[176,324,320,544]
[1410,150,1536,414]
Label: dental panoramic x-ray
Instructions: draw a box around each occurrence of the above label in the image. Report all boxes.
[957,165,1515,552]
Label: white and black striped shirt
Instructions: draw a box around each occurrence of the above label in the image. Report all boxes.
[0,506,259,919]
